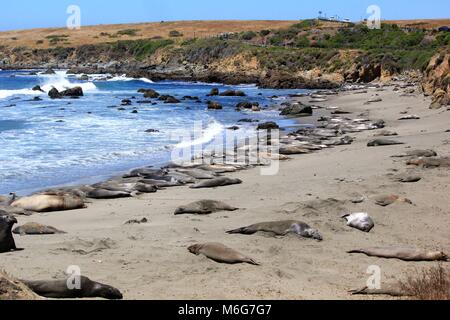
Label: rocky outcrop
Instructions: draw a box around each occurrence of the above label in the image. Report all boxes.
[48,86,84,99]
[207,101,223,110]
[422,51,450,109]
[0,271,39,300]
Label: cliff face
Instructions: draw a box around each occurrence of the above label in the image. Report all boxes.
[422,51,450,108]
[1,39,448,94]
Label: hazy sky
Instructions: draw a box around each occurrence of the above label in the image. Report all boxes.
[1,0,448,31]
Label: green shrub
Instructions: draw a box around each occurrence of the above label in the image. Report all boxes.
[116,29,139,37]
[169,30,183,37]
[240,31,257,40]
[260,30,271,36]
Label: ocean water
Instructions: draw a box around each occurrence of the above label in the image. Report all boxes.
[0,70,308,195]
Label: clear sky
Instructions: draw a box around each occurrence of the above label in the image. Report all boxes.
[1,0,448,31]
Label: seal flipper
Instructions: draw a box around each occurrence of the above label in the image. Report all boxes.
[226,227,255,235]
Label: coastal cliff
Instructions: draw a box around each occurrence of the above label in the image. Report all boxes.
[1,20,449,104]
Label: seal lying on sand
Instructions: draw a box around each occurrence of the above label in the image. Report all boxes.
[227,220,323,241]
[0,214,20,253]
[188,243,259,265]
[373,130,398,137]
[373,194,412,207]
[13,222,66,235]
[342,213,374,232]
[349,286,410,297]
[190,177,242,189]
[22,276,123,299]
[173,169,218,180]
[175,200,238,215]
[391,149,437,158]
[11,194,85,213]
[279,146,311,155]
[86,189,132,199]
[347,247,449,261]
[407,157,450,168]
[367,139,405,147]
[395,174,422,183]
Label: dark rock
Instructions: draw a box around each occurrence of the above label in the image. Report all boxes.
[131,110,138,114]
[145,129,160,133]
[208,88,219,96]
[238,118,259,123]
[121,99,132,106]
[138,89,160,99]
[227,126,240,131]
[42,68,56,75]
[207,101,223,110]
[235,102,253,109]
[159,95,180,103]
[32,85,44,92]
[48,87,62,99]
[60,86,84,97]
[219,90,246,97]
[280,104,313,117]
[257,122,279,130]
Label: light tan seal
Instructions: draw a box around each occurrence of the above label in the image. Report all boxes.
[347,247,449,261]
[373,194,412,207]
[227,220,323,241]
[190,177,242,189]
[13,222,66,235]
[11,194,85,212]
[188,242,259,265]
[175,200,238,215]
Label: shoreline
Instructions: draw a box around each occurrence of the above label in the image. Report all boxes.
[1,80,449,299]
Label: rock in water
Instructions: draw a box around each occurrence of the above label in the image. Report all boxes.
[280,104,313,117]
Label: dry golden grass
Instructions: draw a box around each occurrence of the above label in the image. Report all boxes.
[400,264,450,300]
[0,20,297,49]
[1,19,449,50]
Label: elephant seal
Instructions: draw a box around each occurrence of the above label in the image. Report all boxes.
[347,247,448,262]
[123,167,166,178]
[367,139,404,147]
[227,220,323,241]
[407,157,450,168]
[0,214,20,253]
[11,194,85,213]
[175,200,238,215]
[373,130,398,137]
[391,149,437,158]
[138,179,182,188]
[188,243,259,265]
[22,276,123,299]
[342,213,374,232]
[190,177,242,189]
[396,174,422,183]
[13,222,66,235]
[279,146,311,155]
[86,189,131,199]
[197,164,238,173]
[0,205,33,217]
[349,286,410,297]
[174,168,218,180]
[374,194,412,207]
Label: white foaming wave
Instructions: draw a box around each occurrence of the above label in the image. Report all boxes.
[107,74,154,83]
[175,120,225,149]
[39,71,98,93]
[0,88,44,99]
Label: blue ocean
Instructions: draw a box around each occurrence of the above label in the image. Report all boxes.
[0,70,307,195]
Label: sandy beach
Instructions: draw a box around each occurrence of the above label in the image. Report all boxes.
[2,83,449,300]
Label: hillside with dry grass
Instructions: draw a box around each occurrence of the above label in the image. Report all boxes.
[0,20,297,48]
[1,19,449,49]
